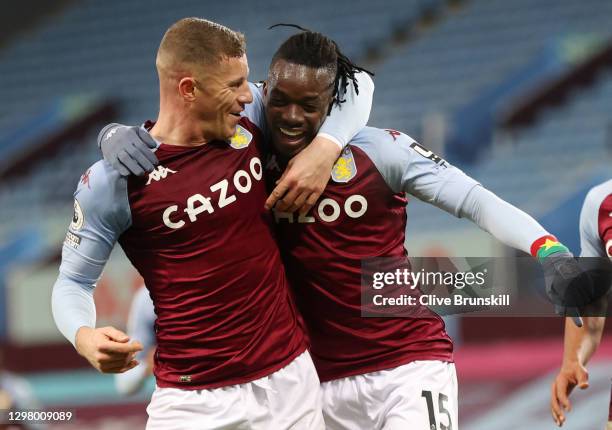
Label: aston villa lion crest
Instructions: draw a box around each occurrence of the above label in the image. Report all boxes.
[331,146,357,183]
[229,125,253,149]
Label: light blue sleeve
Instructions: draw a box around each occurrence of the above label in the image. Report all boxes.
[352,127,479,215]
[352,127,552,254]
[114,285,156,396]
[51,160,132,347]
[458,186,549,255]
[242,82,267,132]
[318,71,374,148]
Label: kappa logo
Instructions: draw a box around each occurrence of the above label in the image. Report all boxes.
[80,168,91,189]
[385,129,402,141]
[331,146,357,183]
[266,154,281,173]
[229,125,253,149]
[146,165,177,185]
[104,127,118,140]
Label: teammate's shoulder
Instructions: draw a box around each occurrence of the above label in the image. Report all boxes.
[590,179,612,198]
[351,126,417,146]
[350,126,442,165]
[75,159,123,191]
[78,159,122,186]
[74,160,127,210]
[584,179,612,210]
[237,115,261,136]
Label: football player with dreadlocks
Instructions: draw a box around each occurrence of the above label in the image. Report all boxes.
[101,26,595,430]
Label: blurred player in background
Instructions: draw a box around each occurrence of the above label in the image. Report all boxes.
[104,26,596,430]
[550,179,611,428]
[114,286,155,396]
[52,17,372,430]
[0,349,43,429]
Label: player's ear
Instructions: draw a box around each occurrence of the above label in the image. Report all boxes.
[178,77,197,102]
[262,80,268,97]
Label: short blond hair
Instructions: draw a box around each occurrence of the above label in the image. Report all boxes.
[157,18,246,71]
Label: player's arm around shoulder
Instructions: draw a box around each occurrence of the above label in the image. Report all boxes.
[52,161,142,373]
[265,71,374,214]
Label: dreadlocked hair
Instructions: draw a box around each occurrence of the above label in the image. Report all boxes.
[269,24,374,113]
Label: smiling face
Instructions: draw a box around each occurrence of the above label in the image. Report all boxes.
[264,59,335,157]
[191,54,253,141]
[155,18,250,143]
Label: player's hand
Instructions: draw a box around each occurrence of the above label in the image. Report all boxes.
[98,123,159,176]
[0,389,13,410]
[75,326,143,373]
[265,136,341,214]
[541,251,593,327]
[550,361,589,426]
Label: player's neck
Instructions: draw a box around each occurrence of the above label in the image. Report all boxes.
[151,108,211,147]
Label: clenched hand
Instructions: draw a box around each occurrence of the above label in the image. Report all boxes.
[75,326,143,373]
[265,136,341,215]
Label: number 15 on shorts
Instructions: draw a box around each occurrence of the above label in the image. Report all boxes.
[422,390,453,430]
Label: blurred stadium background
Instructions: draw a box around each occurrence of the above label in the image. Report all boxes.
[0,0,611,428]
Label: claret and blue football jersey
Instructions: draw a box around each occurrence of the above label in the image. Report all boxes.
[267,127,480,382]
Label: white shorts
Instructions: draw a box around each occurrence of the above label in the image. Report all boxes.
[321,360,458,430]
[146,351,324,430]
